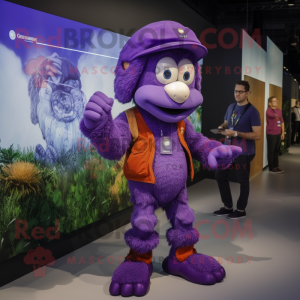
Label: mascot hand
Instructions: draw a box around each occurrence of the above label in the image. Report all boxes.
[207,145,242,169]
[83,91,114,129]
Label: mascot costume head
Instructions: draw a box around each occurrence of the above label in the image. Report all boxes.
[79,21,241,297]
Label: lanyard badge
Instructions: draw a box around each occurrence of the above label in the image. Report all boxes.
[160,122,173,154]
[160,136,172,154]
[272,109,281,127]
[231,112,238,128]
[277,118,281,127]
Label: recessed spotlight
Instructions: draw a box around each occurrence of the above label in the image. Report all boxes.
[286,69,289,71]
[290,34,299,46]
[288,0,295,6]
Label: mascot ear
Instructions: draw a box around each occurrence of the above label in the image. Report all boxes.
[123,62,129,70]
[114,56,147,104]
[28,75,40,125]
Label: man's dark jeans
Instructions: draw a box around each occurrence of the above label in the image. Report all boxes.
[215,154,255,211]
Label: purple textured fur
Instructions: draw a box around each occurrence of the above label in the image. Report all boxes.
[162,248,226,285]
[110,261,153,296]
[114,56,147,104]
[79,112,131,161]
[112,261,152,284]
[80,104,224,255]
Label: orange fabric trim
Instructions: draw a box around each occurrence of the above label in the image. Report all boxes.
[125,249,153,264]
[125,108,139,142]
[123,107,156,183]
[134,107,156,184]
[175,245,197,262]
[177,120,194,181]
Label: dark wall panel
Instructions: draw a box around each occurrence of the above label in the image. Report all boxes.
[6,0,212,38]
[282,74,293,148]
[291,79,299,100]
[201,25,243,180]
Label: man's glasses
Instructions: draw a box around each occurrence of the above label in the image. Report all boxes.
[234,90,247,95]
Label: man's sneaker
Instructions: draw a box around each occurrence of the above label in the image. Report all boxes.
[214,207,233,216]
[275,167,284,173]
[227,210,246,219]
[269,168,280,173]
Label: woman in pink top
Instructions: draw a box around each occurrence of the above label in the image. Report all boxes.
[266,97,285,173]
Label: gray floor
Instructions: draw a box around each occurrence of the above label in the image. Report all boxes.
[1,146,300,300]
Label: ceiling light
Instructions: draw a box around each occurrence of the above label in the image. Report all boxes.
[284,66,286,69]
[294,79,297,81]
[288,0,295,6]
[286,68,289,71]
[290,35,299,46]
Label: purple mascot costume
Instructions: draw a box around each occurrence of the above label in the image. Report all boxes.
[79,21,242,297]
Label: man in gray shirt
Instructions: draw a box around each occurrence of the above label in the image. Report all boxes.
[291,100,300,144]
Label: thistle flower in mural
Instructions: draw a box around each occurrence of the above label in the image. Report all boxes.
[0,161,42,199]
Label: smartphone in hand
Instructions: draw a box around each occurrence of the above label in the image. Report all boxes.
[210,128,226,134]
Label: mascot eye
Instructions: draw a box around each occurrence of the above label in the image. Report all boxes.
[178,58,195,86]
[183,71,190,81]
[163,69,172,79]
[156,57,178,85]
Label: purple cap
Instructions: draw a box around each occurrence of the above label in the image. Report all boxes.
[119,21,208,62]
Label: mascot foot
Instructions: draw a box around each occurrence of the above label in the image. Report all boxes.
[162,250,225,285]
[109,260,153,297]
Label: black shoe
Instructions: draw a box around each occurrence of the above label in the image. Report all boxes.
[214,207,233,216]
[227,210,246,219]
[269,168,280,173]
[275,167,284,173]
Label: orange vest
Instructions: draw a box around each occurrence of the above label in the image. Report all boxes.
[123,107,194,184]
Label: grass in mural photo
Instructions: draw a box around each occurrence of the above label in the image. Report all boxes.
[190,106,202,173]
[0,109,202,263]
[0,143,132,262]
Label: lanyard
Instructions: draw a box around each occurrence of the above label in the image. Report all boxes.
[271,109,280,119]
[230,102,251,128]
